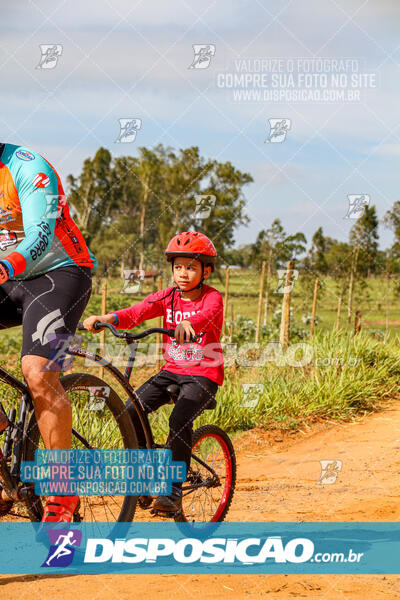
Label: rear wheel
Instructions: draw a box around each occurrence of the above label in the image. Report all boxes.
[23,372,138,523]
[175,424,236,523]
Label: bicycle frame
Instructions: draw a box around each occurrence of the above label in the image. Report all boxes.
[0,324,167,502]
[0,366,37,506]
[66,338,155,449]
[0,324,230,521]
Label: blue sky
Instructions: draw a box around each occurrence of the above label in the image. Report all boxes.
[1,0,399,249]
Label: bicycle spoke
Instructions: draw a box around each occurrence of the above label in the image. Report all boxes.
[29,381,133,524]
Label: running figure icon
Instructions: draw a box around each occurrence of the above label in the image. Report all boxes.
[45,531,78,566]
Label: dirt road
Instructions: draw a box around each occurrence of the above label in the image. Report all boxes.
[1,402,400,598]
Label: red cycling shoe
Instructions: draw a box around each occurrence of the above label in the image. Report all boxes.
[41,495,80,523]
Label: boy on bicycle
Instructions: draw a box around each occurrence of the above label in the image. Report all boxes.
[84,231,224,513]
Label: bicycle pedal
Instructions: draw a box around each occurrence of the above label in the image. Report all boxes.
[150,507,178,519]
[138,496,153,509]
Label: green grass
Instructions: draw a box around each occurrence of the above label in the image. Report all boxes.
[89,270,400,337]
[146,329,400,439]
[0,270,399,440]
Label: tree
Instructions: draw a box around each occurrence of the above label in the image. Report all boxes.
[224,244,253,267]
[251,219,306,323]
[349,205,379,276]
[304,227,328,275]
[66,144,253,277]
[66,147,117,245]
[325,238,352,279]
[383,201,400,260]
[251,219,306,268]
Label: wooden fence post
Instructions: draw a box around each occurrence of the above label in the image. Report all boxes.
[223,267,230,336]
[309,278,319,340]
[354,309,362,335]
[156,275,163,370]
[263,248,272,325]
[385,267,390,336]
[347,247,359,323]
[279,259,296,351]
[255,261,266,343]
[100,280,107,379]
[336,295,342,332]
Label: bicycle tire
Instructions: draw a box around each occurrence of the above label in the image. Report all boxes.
[175,424,236,523]
[23,372,138,523]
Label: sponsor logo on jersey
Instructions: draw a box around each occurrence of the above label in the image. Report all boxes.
[0,231,17,251]
[16,150,35,161]
[33,172,50,189]
[0,205,15,225]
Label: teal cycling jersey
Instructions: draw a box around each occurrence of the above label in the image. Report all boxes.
[0,143,97,280]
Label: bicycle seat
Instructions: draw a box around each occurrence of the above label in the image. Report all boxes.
[166,384,217,410]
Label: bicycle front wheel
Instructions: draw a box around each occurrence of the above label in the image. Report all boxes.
[175,424,236,523]
[23,372,138,523]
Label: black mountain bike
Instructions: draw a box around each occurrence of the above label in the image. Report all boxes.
[0,322,236,524]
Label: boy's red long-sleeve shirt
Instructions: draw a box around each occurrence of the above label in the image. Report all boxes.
[113,284,224,385]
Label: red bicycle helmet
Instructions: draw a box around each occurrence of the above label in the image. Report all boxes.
[165,231,217,271]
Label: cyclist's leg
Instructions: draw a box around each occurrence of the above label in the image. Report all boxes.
[153,375,218,512]
[19,266,92,449]
[125,370,179,447]
[169,375,218,475]
[16,266,92,523]
[126,371,181,508]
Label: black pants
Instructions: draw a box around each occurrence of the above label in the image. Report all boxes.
[126,370,218,485]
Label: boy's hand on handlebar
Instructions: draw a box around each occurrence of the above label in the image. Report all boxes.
[174,320,196,344]
[82,314,115,332]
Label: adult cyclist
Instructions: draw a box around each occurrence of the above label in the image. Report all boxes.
[0,143,97,522]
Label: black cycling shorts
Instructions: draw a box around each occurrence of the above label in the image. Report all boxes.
[0,265,92,360]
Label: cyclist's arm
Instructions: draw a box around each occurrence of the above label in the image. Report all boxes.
[113,293,164,329]
[2,157,58,277]
[187,291,223,335]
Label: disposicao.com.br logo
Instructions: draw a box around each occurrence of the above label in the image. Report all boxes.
[82,536,354,565]
[0,522,384,574]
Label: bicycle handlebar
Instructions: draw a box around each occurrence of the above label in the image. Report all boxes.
[77,321,199,343]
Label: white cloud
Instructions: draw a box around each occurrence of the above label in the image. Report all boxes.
[1,0,399,247]
[369,143,400,156]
